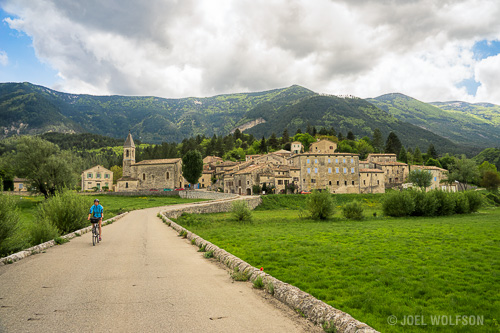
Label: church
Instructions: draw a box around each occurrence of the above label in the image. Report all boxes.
[116,133,186,192]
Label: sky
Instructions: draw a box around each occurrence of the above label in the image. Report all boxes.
[1,0,500,104]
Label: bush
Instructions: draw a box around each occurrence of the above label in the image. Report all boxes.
[35,190,92,234]
[29,217,59,245]
[306,190,335,220]
[464,191,483,212]
[0,195,20,256]
[410,190,438,217]
[382,191,415,217]
[231,200,253,222]
[429,190,456,216]
[453,192,470,214]
[342,200,364,220]
[252,185,261,195]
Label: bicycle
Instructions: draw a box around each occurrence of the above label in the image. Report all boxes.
[90,218,100,246]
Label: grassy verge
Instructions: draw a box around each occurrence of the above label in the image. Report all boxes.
[174,195,500,332]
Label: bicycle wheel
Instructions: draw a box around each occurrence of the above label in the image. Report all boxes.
[92,225,96,246]
[96,228,100,244]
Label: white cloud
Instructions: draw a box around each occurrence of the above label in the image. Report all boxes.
[2,0,500,103]
[0,50,8,66]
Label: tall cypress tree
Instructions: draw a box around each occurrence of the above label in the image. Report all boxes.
[372,128,384,153]
[282,128,290,145]
[399,146,408,163]
[427,144,438,159]
[260,136,267,153]
[385,132,402,156]
[414,147,423,164]
[347,131,355,141]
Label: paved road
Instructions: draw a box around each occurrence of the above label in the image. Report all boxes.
[0,205,321,333]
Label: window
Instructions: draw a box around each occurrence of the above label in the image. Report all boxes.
[307,159,310,164]
[19,184,23,189]
[351,158,354,163]
[104,174,110,179]
[166,172,170,180]
[97,173,101,179]
[335,167,339,173]
[343,159,346,163]
[278,180,283,185]
[307,168,311,174]
[344,181,347,186]
[314,159,318,164]
[351,168,355,173]
[125,182,129,188]
[202,178,204,182]
[143,173,146,181]
[88,182,92,185]
[329,181,332,185]
[328,168,332,174]
[352,181,355,185]
[343,168,347,174]
[126,150,129,158]
[311,179,316,183]
[330,146,334,150]
[314,168,318,174]
[335,158,339,163]
[239,180,241,186]
[336,181,339,185]
[377,180,380,185]
[364,180,366,185]
[87,173,92,178]
[434,177,437,181]
[328,158,331,163]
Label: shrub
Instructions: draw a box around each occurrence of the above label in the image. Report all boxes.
[231,267,250,281]
[306,190,335,220]
[453,192,470,214]
[29,217,59,245]
[253,276,264,289]
[252,184,261,195]
[231,200,252,222]
[0,195,20,256]
[342,200,364,220]
[267,281,275,295]
[464,191,483,212]
[410,190,438,217]
[35,190,92,234]
[203,250,214,258]
[54,236,69,245]
[382,191,415,217]
[429,190,456,216]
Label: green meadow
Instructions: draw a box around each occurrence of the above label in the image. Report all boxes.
[174,194,500,332]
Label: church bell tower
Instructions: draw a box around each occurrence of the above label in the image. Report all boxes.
[123,132,136,177]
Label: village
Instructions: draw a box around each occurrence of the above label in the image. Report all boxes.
[79,133,458,195]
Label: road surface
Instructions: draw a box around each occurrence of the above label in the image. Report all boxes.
[0,205,321,333]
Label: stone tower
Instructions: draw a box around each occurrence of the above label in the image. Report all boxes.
[123,132,135,177]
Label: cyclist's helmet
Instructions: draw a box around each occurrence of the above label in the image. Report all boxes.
[94,199,99,203]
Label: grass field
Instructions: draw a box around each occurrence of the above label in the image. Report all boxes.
[174,195,500,332]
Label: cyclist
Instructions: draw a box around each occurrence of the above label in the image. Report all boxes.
[88,199,104,241]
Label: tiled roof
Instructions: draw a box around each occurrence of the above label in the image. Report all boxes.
[374,161,408,166]
[134,158,181,165]
[411,165,447,172]
[235,164,266,175]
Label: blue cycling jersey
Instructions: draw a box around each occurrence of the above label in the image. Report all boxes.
[89,204,103,218]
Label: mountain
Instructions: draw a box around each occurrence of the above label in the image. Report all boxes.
[243,94,471,155]
[0,82,315,143]
[430,101,500,127]
[367,93,500,149]
[0,82,488,155]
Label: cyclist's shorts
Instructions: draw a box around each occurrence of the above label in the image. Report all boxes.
[90,218,100,224]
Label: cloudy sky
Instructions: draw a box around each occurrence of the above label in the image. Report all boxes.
[1,0,500,103]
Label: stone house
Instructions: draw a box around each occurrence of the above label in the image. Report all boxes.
[203,155,223,165]
[291,141,304,154]
[370,161,409,187]
[289,153,360,193]
[367,153,397,163]
[359,169,385,194]
[13,177,29,192]
[200,170,215,189]
[410,165,456,191]
[309,139,337,154]
[116,133,185,192]
[232,165,273,195]
[81,165,113,192]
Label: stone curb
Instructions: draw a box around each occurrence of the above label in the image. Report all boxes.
[0,212,129,266]
[159,201,379,333]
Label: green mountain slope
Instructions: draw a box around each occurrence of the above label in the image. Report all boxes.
[244,95,471,155]
[473,148,500,170]
[431,101,500,126]
[367,93,500,148]
[0,82,315,143]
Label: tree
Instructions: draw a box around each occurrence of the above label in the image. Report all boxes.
[425,158,442,168]
[233,128,242,141]
[408,169,433,190]
[413,147,424,164]
[268,133,279,150]
[259,136,267,153]
[448,156,480,190]
[292,133,316,151]
[385,132,402,156]
[439,153,455,170]
[182,150,203,188]
[347,131,355,141]
[306,190,335,220]
[10,136,79,198]
[281,128,290,145]
[337,132,344,141]
[427,144,438,159]
[399,147,408,163]
[110,165,123,184]
[480,171,500,192]
[357,140,374,160]
[372,128,384,153]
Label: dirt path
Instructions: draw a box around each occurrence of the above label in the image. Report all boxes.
[0,205,321,332]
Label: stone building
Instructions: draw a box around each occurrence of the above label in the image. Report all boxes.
[309,139,337,154]
[410,165,456,191]
[81,165,113,192]
[289,153,360,193]
[367,153,397,163]
[359,169,385,194]
[291,141,303,154]
[116,133,185,192]
[13,177,29,192]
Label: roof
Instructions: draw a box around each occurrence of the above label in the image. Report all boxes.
[311,139,336,145]
[217,161,239,167]
[81,165,112,173]
[124,132,135,148]
[293,153,359,157]
[13,177,29,182]
[202,170,215,174]
[235,164,266,175]
[273,149,292,155]
[367,153,397,156]
[134,158,181,165]
[359,168,384,173]
[411,165,447,172]
[373,161,408,166]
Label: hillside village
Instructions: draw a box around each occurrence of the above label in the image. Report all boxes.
[81,133,457,194]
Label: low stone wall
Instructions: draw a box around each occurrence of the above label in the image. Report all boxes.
[162,196,260,219]
[178,191,238,200]
[160,199,379,333]
[0,212,129,266]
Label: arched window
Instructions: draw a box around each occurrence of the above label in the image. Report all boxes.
[143,173,146,180]
[166,172,170,180]
[126,150,129,158]
[125,182,129,188]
